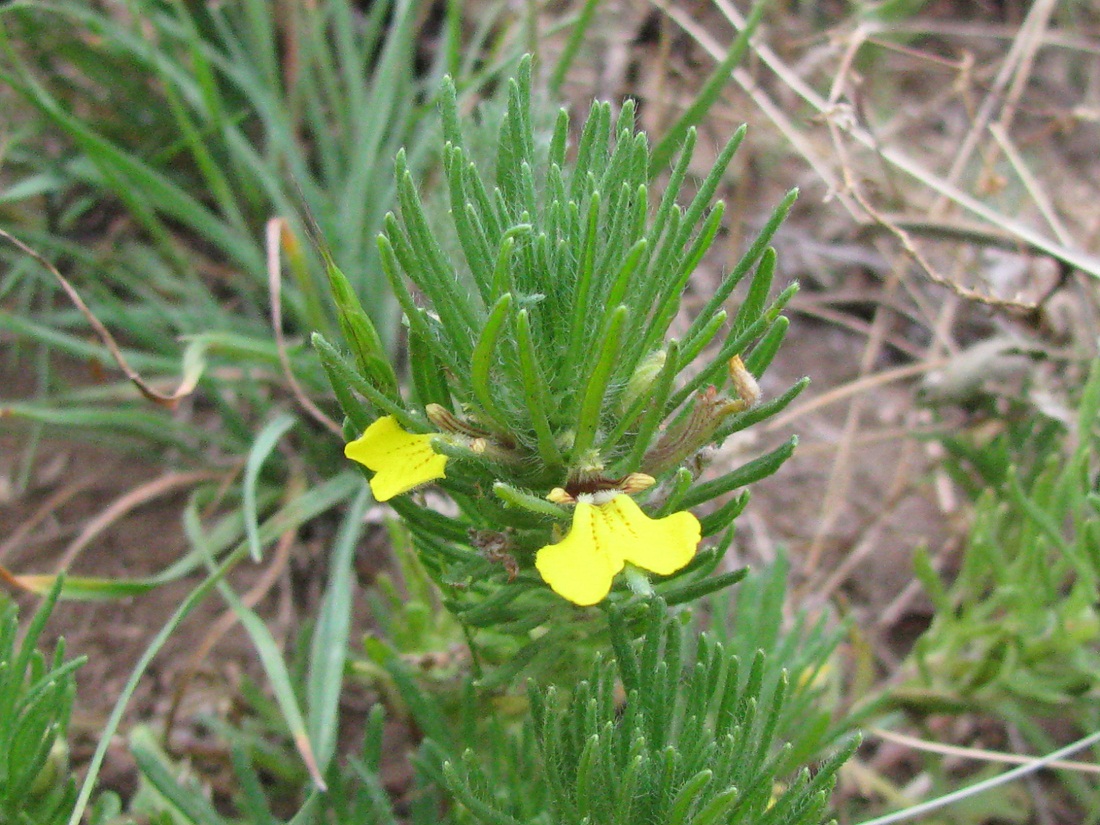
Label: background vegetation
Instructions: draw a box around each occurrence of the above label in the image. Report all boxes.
[2,0,1098,823]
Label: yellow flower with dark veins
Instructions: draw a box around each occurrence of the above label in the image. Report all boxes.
[535,494,700,606]
[344,416,447,501]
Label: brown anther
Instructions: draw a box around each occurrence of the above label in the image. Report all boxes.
[547,487,575,504]
[559,472,655,500]
[618,473,656,494]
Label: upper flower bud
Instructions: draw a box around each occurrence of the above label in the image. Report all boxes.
[621,349,667,414]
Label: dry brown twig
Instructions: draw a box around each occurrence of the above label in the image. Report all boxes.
[935,0,1059,211]
[820,65,1041,315]
[0,474,100,565]
[763,357,949,435]
[843,160,1042,315]
[657,0,1100,280]
[0,228,203,408]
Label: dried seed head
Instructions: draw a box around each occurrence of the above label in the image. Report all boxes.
[643,386,745,476]
[425,403,491,438]
[618,472,656,495]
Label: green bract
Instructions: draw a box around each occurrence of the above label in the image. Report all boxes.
[318,55,805,661]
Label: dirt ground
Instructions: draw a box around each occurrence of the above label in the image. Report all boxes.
[2,0,1098,816]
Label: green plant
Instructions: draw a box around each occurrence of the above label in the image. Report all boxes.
[2,0,453,337]
[319,53,805,680]
[901,361,1100,715]
[872,359,1100,819]
[709,550,847,774]
[0,9,858,821]
[0,580,84,824]
[378,598,856,825]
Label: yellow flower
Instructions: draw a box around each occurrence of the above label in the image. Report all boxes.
[535,495,700,606]
[344,416,447,501]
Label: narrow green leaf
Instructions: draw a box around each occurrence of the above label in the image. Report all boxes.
[307,486,370,772]
[743,315,789,377]
[131,732,226,825]
[649,0,768,174]
[715,377,809,441]
[548,0,601,93]
[407,329,453,410]
[442,760,527,825]
[612,339,680,473]
[731,247,777,338]
[571,306,628,461]
[515,309,565,469]
[347,758,401,825]
[325,257,398,396]
[566,190,602,350]
[228,743,277,825]
[699,492,750,538]
[640,203,726,355]
[668,769,713,825]
[312,333,411,427]
[243,413,296,562]
[680,190,796,352]
[471,293,514,427]
[682,437,797,509]
[492,482,569,519]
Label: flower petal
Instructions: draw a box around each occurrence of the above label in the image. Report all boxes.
[602,495,699,576]
[535,502,622,606]
[535,495,700,605]
[344,416,447,501]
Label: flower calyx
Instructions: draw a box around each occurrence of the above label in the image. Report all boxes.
[425,403,523,464]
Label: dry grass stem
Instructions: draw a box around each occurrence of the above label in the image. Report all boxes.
[266,218,343,438]
[763,358,948,434]
[163,497,301,741]
[0,474,100,564]
[660,2,1100,279]
[53,471,227,572]
[870,728,1100,776]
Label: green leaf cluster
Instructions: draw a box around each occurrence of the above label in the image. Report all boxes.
[709,550,848,774]
[0,581,83,824]
[401,599,854,825]
[0,0,497,515]
[883,359,1100,812]
[106,551,850,825]
[901,360,1100,716]
[320,54,805,638]
[0,0,454,347]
